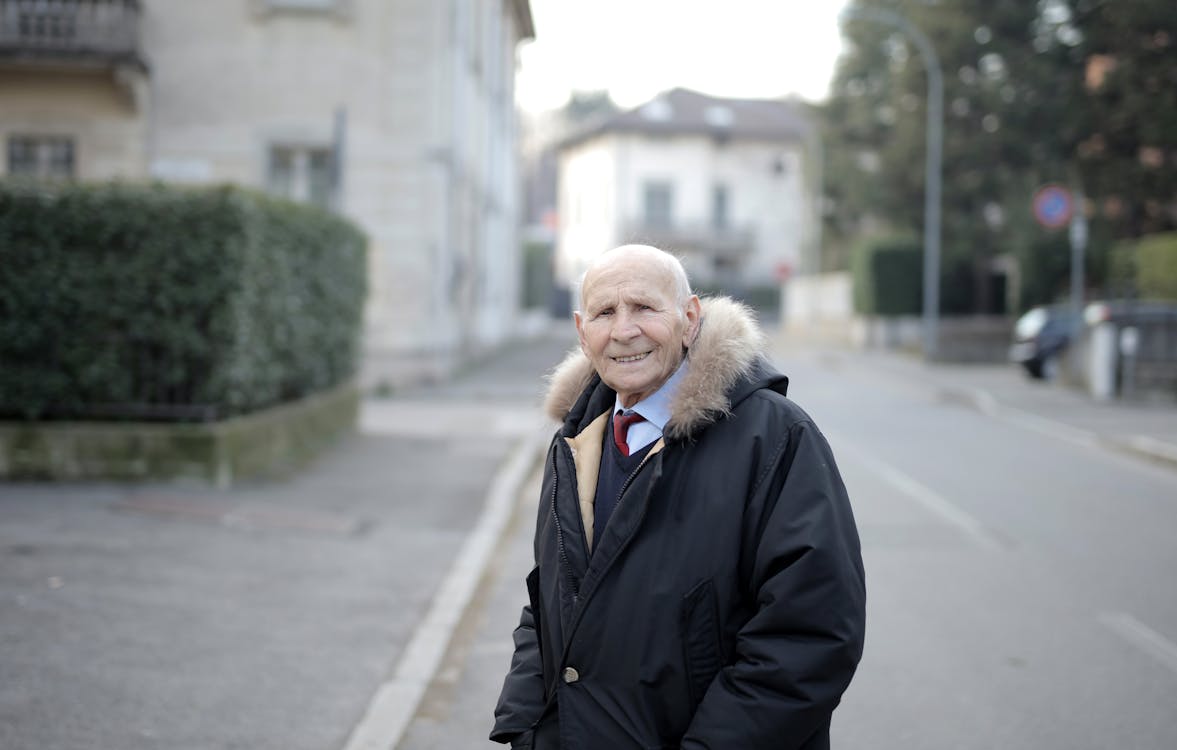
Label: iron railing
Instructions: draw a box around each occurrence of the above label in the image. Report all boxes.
[0,0,143,65]
[620,219,756,257]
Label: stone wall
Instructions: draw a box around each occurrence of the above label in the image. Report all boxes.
[0,384,359,487]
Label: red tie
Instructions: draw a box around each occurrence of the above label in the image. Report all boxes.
[613,411,646,456]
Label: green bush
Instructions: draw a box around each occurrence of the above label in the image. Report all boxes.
[521,239,553,310]
[1136,232,1177,300]
[1107,238,1139,298]
[851,236,922,315]
[693,284,781,315]
[0,181,367,421]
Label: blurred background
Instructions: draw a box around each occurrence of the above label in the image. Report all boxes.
[2,1,1176,749]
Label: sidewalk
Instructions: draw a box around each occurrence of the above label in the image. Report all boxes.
[0,328,574,750]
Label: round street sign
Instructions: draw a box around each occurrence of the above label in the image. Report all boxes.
[1033,184,1073,229]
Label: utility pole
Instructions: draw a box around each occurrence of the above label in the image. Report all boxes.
[841,7,943,359]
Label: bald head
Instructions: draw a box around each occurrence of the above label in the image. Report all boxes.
[574,244,702,407]
[579,245,692,311]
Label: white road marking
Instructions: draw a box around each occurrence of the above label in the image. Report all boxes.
[340,424,549,750]
[1098,612,1177,676]
[831,432,1006,553]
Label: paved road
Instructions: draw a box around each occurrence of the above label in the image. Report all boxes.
[3,326,1175,750]
[400,337,1177,750]
[780,344,1177,749]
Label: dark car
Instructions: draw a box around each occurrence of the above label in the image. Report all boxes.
[1009,305,1077,380]
[1011,300,1177,383]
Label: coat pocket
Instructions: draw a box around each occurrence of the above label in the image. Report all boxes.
[680,578,723,706]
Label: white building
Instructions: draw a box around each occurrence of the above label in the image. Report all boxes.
[556,88,816,301]
[0,0,534,387]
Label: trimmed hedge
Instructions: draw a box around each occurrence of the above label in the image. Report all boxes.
[1136,232,1177,301]
[851,236,923,315]
[0,181,367,421]
[693,284,781,314]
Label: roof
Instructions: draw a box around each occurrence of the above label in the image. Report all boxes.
[512,0,536,41]
[558,88,812,151]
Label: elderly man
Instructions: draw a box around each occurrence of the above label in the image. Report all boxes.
[491,245,865,749]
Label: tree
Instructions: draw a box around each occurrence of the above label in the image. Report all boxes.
[1064,0,1177,241]
[823,0,1088,311]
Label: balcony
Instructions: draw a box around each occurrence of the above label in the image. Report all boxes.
[0,0,146,71]
[621,219,756,259]
[620,219,758,288]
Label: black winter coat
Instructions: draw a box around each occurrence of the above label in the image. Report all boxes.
[492,298,866,750]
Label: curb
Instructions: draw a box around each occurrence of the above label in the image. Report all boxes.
[340,422,551,750]
[940,385,1177,471]
[1107,435,1177,471]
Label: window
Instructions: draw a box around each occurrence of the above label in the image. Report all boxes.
[7,135,75,180]
[712,184,729,230]
[267,145,336,209]
[771,154,791,176]
[643,181,674,228]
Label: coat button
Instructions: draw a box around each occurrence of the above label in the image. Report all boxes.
[562,666,580,683]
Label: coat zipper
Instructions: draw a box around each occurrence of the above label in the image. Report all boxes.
[549,446,580,599]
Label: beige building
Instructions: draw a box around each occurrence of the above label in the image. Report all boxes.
[556,88,816,301]
[0,0,535,386]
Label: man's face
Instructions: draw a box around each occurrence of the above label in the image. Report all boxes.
[575,252,701,408]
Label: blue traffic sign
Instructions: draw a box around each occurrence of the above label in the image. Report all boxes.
[1033,184,1073,229]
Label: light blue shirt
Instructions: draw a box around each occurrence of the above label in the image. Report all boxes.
[612,361,688,453]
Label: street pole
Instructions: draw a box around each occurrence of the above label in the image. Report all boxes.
[807,124,825,326]
[1069,190,1088,341]
[808,128,825,276]
[331,105,348,214]
[841,7,943,359]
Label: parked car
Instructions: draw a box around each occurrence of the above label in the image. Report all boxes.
[1009,304,1077,380]
[1011,300,1177,383]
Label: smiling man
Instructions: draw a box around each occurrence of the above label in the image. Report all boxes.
[491,244,866,750]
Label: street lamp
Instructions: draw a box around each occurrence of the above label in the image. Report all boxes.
[841,7,943,359]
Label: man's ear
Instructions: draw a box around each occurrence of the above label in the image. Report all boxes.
[682,295,702,348]
[574,311,589,355]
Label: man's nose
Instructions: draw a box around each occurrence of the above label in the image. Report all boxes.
[610,309,641,339]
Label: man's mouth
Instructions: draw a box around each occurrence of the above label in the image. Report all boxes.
[612,352,651,363]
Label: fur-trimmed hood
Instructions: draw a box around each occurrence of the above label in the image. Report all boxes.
[544,296,779,440]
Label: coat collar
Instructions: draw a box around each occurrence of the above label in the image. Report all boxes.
[544,296,769,441]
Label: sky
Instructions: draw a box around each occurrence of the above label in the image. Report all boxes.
[516,0,852,113]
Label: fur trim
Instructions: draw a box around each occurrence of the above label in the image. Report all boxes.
[543,344,597,422]
[544,297,765,439]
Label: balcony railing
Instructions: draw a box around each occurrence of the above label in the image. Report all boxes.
[0,0,144,67]
[621,219,756,258]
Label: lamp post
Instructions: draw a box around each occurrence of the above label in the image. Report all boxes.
[841,7,943,359]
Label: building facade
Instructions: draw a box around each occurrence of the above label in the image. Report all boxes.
[555,88,816,302]
[0,0,534,386]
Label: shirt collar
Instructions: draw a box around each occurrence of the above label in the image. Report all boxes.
[613,360,687,433]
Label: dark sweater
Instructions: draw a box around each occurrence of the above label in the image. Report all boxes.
[593,426,654,547]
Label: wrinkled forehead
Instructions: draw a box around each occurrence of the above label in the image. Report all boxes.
[580,258,680,309]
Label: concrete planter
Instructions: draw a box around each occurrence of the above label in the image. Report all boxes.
[0,383,359,487]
